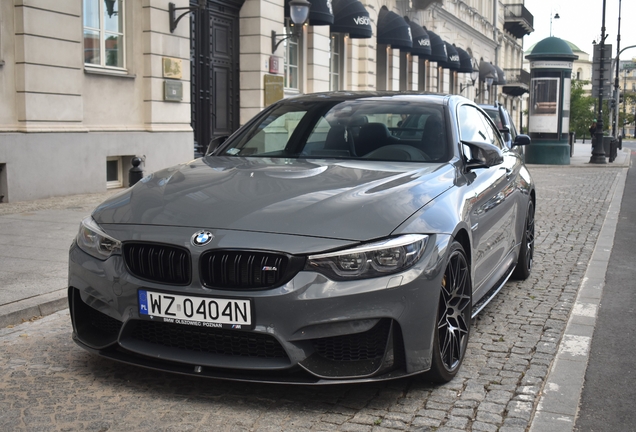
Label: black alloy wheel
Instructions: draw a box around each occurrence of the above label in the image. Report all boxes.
[512,199,535,280]
[425,241,471,382]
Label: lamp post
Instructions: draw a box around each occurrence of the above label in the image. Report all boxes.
[169,0,206,33]
[271,0,311,53]
[612,0,622,137]
[590,0,608,164]
[550,11,560,37]
[610,45,636,138]
[623,67,628,138]
[459,70,479,94]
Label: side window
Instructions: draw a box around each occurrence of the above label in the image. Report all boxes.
[479,112,504,149]
[458,105,505,159]
[458,105,489,143]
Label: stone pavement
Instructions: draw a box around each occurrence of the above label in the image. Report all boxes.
[0,142,631,431]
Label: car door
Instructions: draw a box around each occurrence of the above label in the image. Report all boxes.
[458,105,518,294]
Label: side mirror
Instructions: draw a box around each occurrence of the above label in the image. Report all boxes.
[462,140,504,170]
[512,134,531,147]
[206,135,229,155]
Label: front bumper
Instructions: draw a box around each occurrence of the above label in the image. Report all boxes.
[68,231,451,384]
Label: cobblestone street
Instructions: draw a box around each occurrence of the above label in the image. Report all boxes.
[0,166,623,432]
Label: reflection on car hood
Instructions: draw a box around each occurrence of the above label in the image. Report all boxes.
[93,157,455,241]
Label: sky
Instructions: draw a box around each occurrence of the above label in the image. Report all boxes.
[522,0,636,61]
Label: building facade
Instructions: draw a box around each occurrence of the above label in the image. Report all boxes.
[0,0,532,203]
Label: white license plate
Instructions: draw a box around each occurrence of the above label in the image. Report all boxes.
[138,290,252,329]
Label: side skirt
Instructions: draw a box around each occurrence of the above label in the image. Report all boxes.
[471,264,515,319]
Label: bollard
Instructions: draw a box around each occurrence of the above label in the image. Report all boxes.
[609,139,617,163]
[129,157,143,186]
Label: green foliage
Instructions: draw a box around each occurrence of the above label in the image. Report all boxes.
[569,80,595,138]
[618,92,636,135]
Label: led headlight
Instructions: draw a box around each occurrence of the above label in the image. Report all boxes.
[306,234,428,280]
[76,217,121,260]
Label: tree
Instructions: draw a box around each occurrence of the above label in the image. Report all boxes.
[619,92,636,136]
[569,80,595,138]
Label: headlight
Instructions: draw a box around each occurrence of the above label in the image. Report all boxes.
[76,217,121,260]
[305,234,428,280]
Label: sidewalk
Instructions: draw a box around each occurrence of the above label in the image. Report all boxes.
[0,189,122,328]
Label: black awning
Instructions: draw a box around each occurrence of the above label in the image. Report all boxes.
[502,84,529,96]
[479,60,498,83]
[376,6,412,50]
[330,0,372,39]
[404,17,431,57]
[455,46,476,73]
[439,42,460,70]
[308,0,334,25]
[493,65,507,85]
[423,28,447,63]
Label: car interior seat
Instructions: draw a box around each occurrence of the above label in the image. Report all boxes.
[355,123,399,156]
[419,115,447,161]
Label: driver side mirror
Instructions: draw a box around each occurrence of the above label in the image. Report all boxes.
[206,135,229,156]
[462,140,504,170]
[512,134,531,147]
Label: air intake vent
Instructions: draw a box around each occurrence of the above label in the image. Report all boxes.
[312,319,391,362]
[200,251,303,289]
[127,320,288,359]
[123,243,191,285]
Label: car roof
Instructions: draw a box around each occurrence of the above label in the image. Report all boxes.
[282,91,455,106]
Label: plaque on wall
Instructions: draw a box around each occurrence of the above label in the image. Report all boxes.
[264,75,284,106]
[162,57,183,79]
[164,80,183,102]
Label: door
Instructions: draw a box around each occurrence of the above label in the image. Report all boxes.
[191,0,242,156]
[458,105,518,293]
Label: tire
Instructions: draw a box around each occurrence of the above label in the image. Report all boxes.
[425,241,472,383]
[511,199,535,280]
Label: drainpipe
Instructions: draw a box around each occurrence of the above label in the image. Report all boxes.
[493,0,499,105]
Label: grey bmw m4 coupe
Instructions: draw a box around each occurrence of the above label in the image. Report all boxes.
[69,92,535,384]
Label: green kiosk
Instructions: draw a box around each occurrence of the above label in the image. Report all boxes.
[524,37,578,164]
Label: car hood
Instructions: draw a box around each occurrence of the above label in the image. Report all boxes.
[93,157,456,241]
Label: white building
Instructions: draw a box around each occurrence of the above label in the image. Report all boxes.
[0,0,533,203]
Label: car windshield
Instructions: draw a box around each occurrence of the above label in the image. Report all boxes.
[218,99,449,162]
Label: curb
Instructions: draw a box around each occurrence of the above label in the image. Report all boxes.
[0,288,68,329]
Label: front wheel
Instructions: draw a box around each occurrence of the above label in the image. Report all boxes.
[425,241,472,383]
[511,199,535,280]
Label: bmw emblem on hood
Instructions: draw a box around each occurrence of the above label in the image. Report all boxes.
[191,230,214,246]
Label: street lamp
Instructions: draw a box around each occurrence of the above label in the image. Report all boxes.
[550,12,560,37]
[271,0,312,53]
[169,0,206,33]
[591,0,608,164]
[474,76,494,103]
[460,70,479,93]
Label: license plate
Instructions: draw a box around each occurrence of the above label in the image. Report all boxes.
[138,290,252,329]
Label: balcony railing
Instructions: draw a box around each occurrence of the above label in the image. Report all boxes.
[504,4,534,38]
[502,68,530,96]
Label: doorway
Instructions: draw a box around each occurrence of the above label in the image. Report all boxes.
[191,0,243,156]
